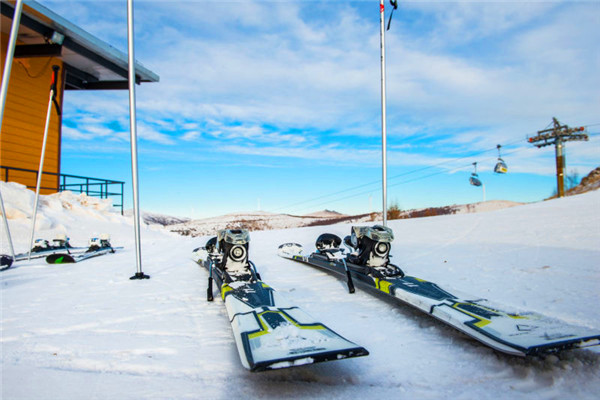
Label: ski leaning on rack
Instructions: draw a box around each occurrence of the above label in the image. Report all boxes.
[192,229,368,372]
[1,235,86,270]
[278,225,600,357]
[46,235,117,264]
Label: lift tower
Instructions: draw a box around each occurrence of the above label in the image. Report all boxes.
[529,118,588,198]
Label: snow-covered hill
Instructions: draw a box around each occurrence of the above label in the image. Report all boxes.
[166,200,522,237]
[1,181,599,399]
[566,166,600,196]
[124,209,191,226]
[167,210,375,237]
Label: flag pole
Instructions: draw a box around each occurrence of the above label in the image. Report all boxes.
[127,0,149,280]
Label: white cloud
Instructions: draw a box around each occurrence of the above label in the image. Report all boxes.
[137,123,177,145]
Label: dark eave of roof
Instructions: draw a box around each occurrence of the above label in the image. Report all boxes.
[1,0,159,90]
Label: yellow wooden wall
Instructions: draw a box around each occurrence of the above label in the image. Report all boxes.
[0,33,64,194]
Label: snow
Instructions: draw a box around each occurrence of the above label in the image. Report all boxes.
[1,181,599,399]
[452,199,524,214]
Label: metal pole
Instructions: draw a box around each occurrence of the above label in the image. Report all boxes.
[0,0,22,124]
[0,0,23,262]
[555,138,565,198]
[127,0,149,280]
[380,0,388,226]
[27,83,56,261]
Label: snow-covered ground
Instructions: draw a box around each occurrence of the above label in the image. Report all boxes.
[1,181,599,399]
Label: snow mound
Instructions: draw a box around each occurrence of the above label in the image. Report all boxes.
[1,181,116,221]
[0,181,35,219]
[0,181,139,252]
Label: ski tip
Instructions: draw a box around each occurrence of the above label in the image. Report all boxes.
[1,254,14,269]
[46,253,76,264]
[250,345,369,372]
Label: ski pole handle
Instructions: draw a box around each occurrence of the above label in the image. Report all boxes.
[50,65,59,91]
[50,65,61,115]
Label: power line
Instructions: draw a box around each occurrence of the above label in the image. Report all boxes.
[287,146,532,214]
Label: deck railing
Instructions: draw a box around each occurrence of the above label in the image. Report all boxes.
[1,165,125,214]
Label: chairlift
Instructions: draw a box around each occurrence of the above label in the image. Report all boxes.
[494,144,508,174]
[469,162,482,187]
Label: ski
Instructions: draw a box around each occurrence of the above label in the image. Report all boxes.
[1,235,86,269]
[192,229,368,372]
[46,235,116,264]
[278,225,600,357]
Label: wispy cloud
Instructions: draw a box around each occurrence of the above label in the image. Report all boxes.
[54,0,599,150]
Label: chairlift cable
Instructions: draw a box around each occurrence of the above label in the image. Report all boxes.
[286,145,534,214]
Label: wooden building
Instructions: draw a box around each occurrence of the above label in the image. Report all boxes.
[1,0,158,194]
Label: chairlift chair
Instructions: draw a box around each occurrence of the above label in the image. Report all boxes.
[469,162,482,187]
[494,144,508,174]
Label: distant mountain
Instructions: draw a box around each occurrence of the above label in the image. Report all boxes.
[566,166,600,196]
[304,210,344,218]
[124,210,191,226]
[164,200,527,238]
[167,210,373,237]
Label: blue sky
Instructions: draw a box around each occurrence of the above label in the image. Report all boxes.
[42,0,599,218]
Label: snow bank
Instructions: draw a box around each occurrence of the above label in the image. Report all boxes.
[0,181,166,254]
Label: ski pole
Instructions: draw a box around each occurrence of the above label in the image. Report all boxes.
[28,65,60,261]
[341,258,355,294]
[0,0,24,265]
[380,0,389,226]
[207,258,214,301]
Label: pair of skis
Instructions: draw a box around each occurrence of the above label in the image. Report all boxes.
[1,236,82,269]
[1,235,118,269]
[278,225,600,357]
[46,235,119,264]
[195,225,600,372]
[192,229,368,372]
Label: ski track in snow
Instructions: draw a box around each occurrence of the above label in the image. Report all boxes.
[1,181,600,399]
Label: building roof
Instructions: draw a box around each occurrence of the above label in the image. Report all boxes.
[1,0,159,90]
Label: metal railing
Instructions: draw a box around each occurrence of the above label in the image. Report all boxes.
[1,165,125,214]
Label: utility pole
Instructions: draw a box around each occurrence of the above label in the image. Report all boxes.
[529,117,588,198]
